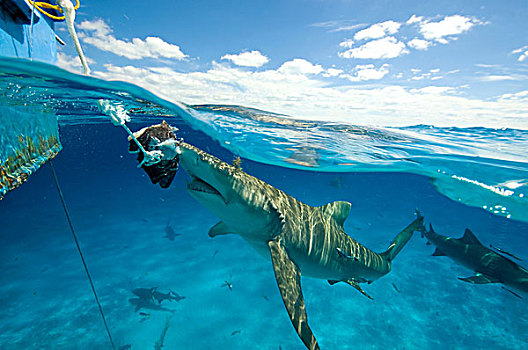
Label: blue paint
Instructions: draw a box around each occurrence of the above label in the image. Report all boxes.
[0,0,57,63]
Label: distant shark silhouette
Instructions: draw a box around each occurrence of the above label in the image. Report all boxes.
[132,287,185,305]
[129,122,424,350]
[423,224,528,298]
[164,222,180,241]
[153,289,185,304]
[131,287,156,302]
[128,298,174,313]
[285,146,321,167]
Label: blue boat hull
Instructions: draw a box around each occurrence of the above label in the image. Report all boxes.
[0,0,57,63]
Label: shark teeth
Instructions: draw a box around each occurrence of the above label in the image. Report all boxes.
[187,176,222,196]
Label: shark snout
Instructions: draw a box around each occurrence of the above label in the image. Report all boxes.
[178,145,200,169]
[178,145,212,180]
[178,144,231,205]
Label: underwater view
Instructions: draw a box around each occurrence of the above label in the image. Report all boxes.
[1,1,528,349]
[1,56,527,350]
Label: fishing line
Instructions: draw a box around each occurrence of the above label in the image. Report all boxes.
[49,160,116,350]
[29,0,36,60]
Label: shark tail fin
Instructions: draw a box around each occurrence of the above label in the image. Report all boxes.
[414,209,426,238]
[383,211,424,262]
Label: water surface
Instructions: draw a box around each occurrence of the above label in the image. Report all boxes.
[1,57,527,349]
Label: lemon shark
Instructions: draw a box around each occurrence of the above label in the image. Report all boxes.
[423,225,528,297]
[129,122,424,350]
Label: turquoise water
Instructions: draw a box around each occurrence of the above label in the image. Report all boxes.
[1,57,527,349]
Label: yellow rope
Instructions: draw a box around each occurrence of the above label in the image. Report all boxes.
[27,0,80,21]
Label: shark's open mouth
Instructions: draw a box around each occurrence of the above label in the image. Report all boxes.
[187,175,224,200]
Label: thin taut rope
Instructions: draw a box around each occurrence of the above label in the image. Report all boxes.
[49,160,116,350]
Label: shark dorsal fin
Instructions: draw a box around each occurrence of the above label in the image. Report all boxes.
[429,224,436,233]
[319,201,351,227]
[459,228,482,245]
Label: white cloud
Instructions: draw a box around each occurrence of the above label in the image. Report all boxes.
[411,86,455,94]
[342,64,390,81]
[475,64,501,68]
[78,18,111,36]
[410,68,443,81]
[353,20,401,41]
[56,52,95,73]
[415,15,482,43]
[406,15,424,25]
[221,50,269,67]
[512,46,528,62]
[407,38,432,50]
[277,59,323,75]
[335,14,483,63]
[339,36,409,59]
[91,60,528,129]
[477,75,524,82]
[78,19,187,60]
[339,39,355,49]
[332,24,367,32]
[310,20,366,33]
[323,68,344,77]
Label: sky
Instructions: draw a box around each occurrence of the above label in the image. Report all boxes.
[55,0,528,128]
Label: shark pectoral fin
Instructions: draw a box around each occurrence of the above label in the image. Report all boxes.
[318,201,352,227]
[327,279,373,300]
[268,240,319,350]
[458,274,500,284]
[343,279,374,300]
[432,248,446,256]
[490,244,523,261]
[502,287,523,299]
[208,221,235,237]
